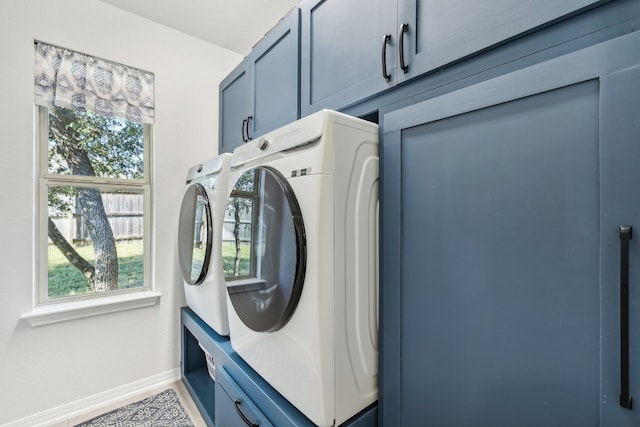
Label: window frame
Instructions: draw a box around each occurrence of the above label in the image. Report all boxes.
[36,105,153,305]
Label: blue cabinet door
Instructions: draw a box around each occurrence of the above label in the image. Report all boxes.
[250,7,300,140]
[300,0,397,115]
[396,0,609,83]
[599,63,640,427]
[219,62,250,154]
[219,8,299,154]
[381,31,640,427]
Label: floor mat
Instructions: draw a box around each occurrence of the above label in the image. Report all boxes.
[74,388,195,427]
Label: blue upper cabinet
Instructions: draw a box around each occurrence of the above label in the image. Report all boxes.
[300,0,611,114]
[219,7,300,153]
[300,0,397,115]
[219,64,250,154]
[397,0,611,84]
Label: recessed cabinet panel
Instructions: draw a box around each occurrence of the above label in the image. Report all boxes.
[252,20,299,138]
[398,0,609,82]
[400,82,600,425]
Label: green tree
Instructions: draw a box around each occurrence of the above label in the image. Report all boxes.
[47,107,143,293]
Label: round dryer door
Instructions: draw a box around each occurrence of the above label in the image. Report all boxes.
[224,167,306,332]
[178,184,213,285]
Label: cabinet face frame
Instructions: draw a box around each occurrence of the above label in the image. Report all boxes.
[381,30,640,427]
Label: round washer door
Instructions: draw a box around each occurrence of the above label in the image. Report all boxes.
[224,167,306,332]
[178,183,213,285]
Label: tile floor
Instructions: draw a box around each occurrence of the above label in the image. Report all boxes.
[48,380,207,427]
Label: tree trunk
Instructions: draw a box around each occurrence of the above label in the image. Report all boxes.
[48,217,95,283]
[76,187,118,292]
[233,200,242,276]
[49,108,119,292]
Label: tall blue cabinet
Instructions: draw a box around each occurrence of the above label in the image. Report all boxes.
[381,30,640,426]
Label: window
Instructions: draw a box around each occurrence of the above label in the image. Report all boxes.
[38,105,152,302]
[32,41,155,307]
[223,169,258,279]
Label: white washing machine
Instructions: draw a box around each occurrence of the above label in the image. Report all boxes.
[178,153,232,336]
[223,110,379,426]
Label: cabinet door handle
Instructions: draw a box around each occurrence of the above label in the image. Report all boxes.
[619,225,633,410]
[241,118,248,142]
[399,23,409,73]
[246,115,253,141]
[381,34,392,81]
[234,399,259,427]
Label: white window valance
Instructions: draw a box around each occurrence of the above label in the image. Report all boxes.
[34,41,155,123]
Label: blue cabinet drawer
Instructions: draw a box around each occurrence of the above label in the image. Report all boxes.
[216,367,273,427]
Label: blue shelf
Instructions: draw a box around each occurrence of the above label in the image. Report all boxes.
[183,367,215,427]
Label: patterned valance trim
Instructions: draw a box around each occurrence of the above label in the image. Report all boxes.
[34,41,155,124]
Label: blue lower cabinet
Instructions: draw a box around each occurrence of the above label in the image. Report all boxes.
[216,367,273,427]
[181,307,378,427]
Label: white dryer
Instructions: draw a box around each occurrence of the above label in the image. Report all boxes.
[223,110,379,426]
[178,153,232,336]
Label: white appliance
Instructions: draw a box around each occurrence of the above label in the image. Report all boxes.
[223,110,379,426]
[178,153,232,336]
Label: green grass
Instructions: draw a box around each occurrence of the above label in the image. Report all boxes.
[49,240,255,298]
[222,242,252,277]
[185,242,253,281]
[188,246,206,282]
[48,241,144,298]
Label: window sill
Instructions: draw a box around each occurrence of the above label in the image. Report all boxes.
[20,291,162,326]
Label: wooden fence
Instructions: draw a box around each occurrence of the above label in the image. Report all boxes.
[50,191,143,245]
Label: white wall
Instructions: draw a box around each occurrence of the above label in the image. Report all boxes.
[0,0,242,423]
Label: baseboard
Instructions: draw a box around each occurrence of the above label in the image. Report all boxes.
[3,368,181,427]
